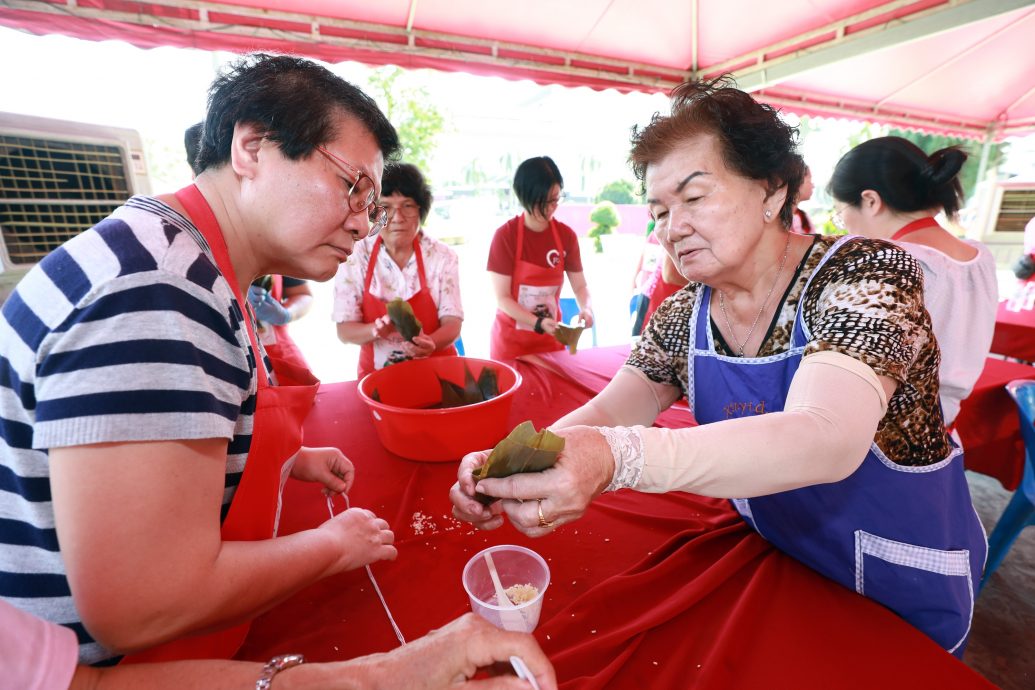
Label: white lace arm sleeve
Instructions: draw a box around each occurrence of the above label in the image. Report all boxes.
[597,425,646,492]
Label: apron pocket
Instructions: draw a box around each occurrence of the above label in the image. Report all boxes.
[854,530,974,654]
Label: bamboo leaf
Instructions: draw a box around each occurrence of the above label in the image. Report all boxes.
[554,322,585,354]
[386,298,423,342]
[473,421,565,503]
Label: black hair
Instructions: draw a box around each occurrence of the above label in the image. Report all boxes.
[630,75,805,228]
[381,163,433,225]
[513,156,564,218]
[829,136,967,219]
[183,121,203,176]
[195,53,399,173]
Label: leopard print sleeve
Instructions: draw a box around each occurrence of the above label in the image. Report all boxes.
[626,285,699,395]
[803,238,932,382]
[803,237,950,465]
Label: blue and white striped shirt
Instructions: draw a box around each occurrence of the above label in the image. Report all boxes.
[0,197,265,664]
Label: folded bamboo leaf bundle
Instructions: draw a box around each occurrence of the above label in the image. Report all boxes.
[436,363,501,409]
[553,322,584,354]
[473,421,564,504]
[386,298,423,342]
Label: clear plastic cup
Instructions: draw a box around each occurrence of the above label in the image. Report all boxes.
[462,545,550,632]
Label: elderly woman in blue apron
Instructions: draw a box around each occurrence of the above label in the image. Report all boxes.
[451,77,987,656]
[334,163,463,379]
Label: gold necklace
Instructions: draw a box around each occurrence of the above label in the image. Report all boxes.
[718,234,792,357]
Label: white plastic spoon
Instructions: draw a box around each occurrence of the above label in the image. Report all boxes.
[484,551,527,631]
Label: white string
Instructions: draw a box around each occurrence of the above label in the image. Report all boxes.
[327,493,407,646]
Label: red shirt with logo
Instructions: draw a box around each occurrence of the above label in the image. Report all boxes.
[486,215,583,274]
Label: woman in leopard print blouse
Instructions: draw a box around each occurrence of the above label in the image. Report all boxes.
[452,76,986,656]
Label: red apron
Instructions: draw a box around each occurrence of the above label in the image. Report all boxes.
[490,216,566,361]
[358,234,457,379]
[260,275,310,372]
[891,216,940,240]
[122,184,319,663]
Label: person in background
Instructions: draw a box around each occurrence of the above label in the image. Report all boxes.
[1009,215,1035,281]
[333,162,462,379]
[631,220,662,298]
[1024,215,1035,269]
[829,136,997,426]
[636,253,688,336]
[488,156,593,360]
[631,218,688,337]
[0,53,404,666]
[451,77,986,657]
[2,600,555,690]
[791,165,814,234]
[183,121,204,177]
[630,219,661,335]
[247,274,314,370]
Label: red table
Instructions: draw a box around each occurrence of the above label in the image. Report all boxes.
[991,281,1035,361]
[534,345,1035,493]
[956,356,1035,491]
[235,358,992,689]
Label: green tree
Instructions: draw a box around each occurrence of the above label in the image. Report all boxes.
[588,201,620,253]
[597,179,636,204]
[366,67,447,176]
[462,158,488,186]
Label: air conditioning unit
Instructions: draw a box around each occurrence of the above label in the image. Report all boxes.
[0,112,151,303]
[969,179,1035,265]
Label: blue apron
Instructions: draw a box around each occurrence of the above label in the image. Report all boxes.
[688,236,987,656]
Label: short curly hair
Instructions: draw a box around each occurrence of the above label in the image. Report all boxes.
[381,163,433,225]
[629,75,805,228]
[196,53,399,173]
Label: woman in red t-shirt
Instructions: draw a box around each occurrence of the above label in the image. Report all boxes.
[791,165,814,234]
[486,156,594,361]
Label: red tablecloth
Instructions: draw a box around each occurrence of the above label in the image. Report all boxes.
[992,282,1035,361]
[537,345,1035,492]
[956,356,1035,490]
[235,358,990,688]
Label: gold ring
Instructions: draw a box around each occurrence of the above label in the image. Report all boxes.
[537,498,553,528]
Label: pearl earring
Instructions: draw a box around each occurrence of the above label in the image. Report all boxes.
[764,210,772,219]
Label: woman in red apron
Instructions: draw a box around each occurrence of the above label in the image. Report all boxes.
[30,56,401,665]
[334,163,462,379]
[487,156,595,361]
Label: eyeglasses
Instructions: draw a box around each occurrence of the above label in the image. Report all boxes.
[547,192,569,207]
[383,201,422,222]
[315,145,389,233]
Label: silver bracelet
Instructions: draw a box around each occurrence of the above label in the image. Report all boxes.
[256,653,305,689]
